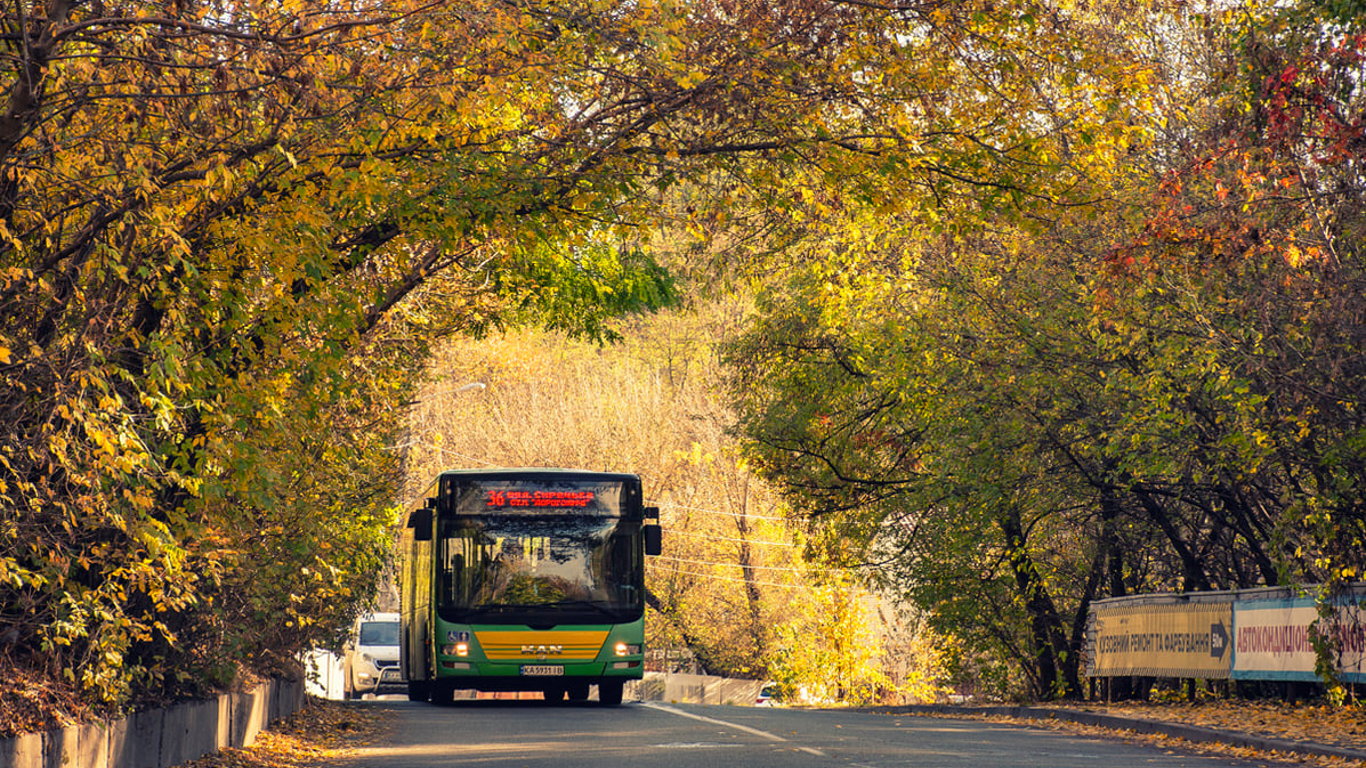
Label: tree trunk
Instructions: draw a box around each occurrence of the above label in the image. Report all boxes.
[997,508,1078,699]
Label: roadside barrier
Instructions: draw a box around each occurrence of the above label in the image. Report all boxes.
[0,679,304,768]
[626,671,764,705]
[1086,584,1366,684]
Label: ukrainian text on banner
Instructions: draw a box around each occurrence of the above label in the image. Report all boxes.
[1232,599,1366,683]
[1090,603,1232,678]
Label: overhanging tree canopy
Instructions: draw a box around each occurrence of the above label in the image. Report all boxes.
[1,0,1147,717]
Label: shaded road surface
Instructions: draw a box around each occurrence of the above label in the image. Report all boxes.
[341,699,1271,768]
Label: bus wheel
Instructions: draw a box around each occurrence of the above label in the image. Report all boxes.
[542,686,566,703]
[429,682,455,705]
[406,681,429,702]
[566,683,589,701]
[599,681,624,706]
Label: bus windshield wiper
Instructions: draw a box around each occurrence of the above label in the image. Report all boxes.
[470,603,524,613]
[538,599,615,616]
[469,601,613,615]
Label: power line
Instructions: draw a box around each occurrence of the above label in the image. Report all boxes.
[661,528,800,548]
[409,441,501,468]
[649,501,792,523]
[654,555,850,573]
[399,451,802,529]
[647,565,810,589]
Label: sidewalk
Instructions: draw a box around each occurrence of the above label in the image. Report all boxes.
[874,701,1366,765]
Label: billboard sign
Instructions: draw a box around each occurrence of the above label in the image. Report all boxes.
[1090,602,1232,678]
[1233,598,1366,683]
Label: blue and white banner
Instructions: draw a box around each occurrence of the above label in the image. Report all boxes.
[1232,598,1366,683]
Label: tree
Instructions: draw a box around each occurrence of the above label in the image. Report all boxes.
[5,0,998,718]
[725,0,1366,700]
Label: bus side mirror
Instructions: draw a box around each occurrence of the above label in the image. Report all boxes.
[408,498,436,542]
[644,523,662,556]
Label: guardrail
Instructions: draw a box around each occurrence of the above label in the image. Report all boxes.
[1085,584,1366,684]
[0,679,304,768]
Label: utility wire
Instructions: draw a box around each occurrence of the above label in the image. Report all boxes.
[662,528,800,548]
[654,555,851,573]
[407,440,501,467]
[400,447,804,535]
[647,565,810,589]
[649,501,792,523]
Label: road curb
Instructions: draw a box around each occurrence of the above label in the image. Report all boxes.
[871,704,1366,763]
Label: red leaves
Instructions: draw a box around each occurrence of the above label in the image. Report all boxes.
[1261,34,1365,157]
[1108,26,1364,283]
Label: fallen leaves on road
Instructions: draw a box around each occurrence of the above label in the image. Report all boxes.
[181,698,389,768]
[1061,701,1366,752]
[920,700,1366,768]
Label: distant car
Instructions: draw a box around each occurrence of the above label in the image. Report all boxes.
[342,612,402,699]
[755,682,778,707]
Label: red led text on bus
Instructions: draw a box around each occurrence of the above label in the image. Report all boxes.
[486,490,596,508]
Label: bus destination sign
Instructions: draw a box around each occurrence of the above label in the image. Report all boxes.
[486,490,595,508]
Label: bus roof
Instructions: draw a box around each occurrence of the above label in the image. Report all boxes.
[435,467,641,482]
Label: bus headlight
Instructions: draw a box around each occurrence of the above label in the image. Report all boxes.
[441,642,470,657]
[613,642,640,656]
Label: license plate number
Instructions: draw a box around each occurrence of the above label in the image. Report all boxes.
[520,665,564,676]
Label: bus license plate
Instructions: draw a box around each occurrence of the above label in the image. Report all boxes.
[520,665,564,676]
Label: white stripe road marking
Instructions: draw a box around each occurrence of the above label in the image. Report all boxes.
[641,702,829,757]
[641,703,786,741]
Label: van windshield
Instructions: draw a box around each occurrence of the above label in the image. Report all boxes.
[358,621,399,646]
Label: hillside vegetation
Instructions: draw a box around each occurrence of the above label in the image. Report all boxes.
[403,317,949,704]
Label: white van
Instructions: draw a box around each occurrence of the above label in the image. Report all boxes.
[342,612,402,699]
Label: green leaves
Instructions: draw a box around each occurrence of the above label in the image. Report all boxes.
[722,0,1366,700]
[496,241,678,342]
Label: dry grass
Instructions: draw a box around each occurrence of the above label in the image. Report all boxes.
[180,699,389,768]
[0,663,92,738]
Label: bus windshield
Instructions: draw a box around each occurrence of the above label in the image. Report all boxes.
[436,478,643,624]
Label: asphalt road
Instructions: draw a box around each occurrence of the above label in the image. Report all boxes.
[340,699,1270,768]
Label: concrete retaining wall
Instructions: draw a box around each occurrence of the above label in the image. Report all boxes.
[636,672,763,706]
[0,679,304,768]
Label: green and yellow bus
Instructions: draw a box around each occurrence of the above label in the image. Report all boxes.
[399,468,661,705]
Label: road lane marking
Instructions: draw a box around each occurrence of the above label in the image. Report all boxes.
[642,703,786,741]
[641,703,828,756]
